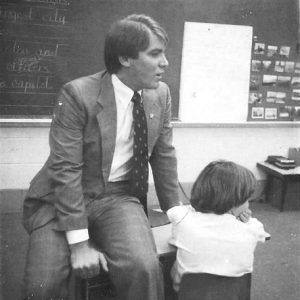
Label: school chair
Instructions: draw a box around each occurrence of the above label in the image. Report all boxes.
[178,273,251,300]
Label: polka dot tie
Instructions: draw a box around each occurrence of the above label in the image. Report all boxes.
[130,92,149,200]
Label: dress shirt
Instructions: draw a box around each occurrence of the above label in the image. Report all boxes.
[109,74,135,181]
[66,74,137,244]
[167,205,268,291]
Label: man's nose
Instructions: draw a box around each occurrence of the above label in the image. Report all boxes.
[160,54,169,68]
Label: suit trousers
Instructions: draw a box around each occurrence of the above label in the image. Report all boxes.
[22,182,164,300]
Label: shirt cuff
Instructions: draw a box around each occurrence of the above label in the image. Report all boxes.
[65,229,89,244]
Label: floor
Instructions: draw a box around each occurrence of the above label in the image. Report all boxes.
[249,201,300,300]
[1,201,299,300]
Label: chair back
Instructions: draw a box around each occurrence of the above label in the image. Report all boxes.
[178,273,251,300]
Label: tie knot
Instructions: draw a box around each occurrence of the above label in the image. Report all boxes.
[132,92,141,104]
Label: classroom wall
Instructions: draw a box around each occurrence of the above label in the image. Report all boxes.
[1,124,299,212]
[173,123,300,182]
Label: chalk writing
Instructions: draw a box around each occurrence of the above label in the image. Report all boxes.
[4,40,60,58]
[24,0,70,6]
[1,0,71,115]
[2,40,68,77]
[42,9,65,25]
[7,57,51,74]
[0,75,56,93]
[0,5,68,25]
[0,6,33,23]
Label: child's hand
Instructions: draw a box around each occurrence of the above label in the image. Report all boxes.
[236,208,252,223]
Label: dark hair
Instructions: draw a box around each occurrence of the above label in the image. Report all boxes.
[190,160,257,214]
[104,14,168,74]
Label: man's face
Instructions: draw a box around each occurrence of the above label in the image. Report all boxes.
[127,30,169,90]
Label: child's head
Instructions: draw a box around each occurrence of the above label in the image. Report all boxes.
[190,160,257,214]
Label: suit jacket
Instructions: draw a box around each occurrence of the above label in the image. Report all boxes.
[23,71,179,233]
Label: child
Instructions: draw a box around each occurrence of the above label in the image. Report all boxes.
[167,160,269,292]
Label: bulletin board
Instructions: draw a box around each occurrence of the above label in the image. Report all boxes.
[178,0,299,123]
[248,39,300,121]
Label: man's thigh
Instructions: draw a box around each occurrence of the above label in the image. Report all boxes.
[88,195,164,299]
[87,194,157,265]
[23,220,71,299]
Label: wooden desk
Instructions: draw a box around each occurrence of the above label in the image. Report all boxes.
[152,223,176,256]
[152,224,177,300]
[257,161,300,211]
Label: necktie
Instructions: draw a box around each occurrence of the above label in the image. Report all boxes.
[130,92,149,203]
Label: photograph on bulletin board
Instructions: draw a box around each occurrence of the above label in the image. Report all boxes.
[248,38,300,122]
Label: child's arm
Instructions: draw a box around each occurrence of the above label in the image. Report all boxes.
[236,209,271,241]
[235,210,271,240]
[166,205,189,247]
[248,217,271,241]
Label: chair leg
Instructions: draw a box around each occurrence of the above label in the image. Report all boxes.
[81,279,89,300]
[73,277,89,300]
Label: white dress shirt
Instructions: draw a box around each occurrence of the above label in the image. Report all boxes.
[66,74,137,244]
[109,74,135,181]
[167,205,268,292]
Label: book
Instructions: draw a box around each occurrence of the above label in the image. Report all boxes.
[266,155,296,169]
[267,155,295,165]
[273,161,296,169]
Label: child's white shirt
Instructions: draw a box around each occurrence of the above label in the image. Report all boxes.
[167,205,268,292]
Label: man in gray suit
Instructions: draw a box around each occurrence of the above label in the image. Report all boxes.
[22,14,180,300]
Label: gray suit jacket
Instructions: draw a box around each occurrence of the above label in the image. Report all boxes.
[23,71,179,233]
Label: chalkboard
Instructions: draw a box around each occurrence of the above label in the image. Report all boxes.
[0,0,184,118]
[0,0,72,116]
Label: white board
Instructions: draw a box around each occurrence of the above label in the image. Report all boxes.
[179,22,253,123]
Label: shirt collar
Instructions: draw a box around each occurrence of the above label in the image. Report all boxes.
[112,74,142,107]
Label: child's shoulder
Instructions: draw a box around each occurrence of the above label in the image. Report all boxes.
[167,205,193,223]
[244,217,264,228]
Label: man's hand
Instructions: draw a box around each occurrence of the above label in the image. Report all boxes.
[236,208,252,223]
[69,240,108,279]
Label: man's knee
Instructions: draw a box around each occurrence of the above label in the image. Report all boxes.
[23,221,70,299]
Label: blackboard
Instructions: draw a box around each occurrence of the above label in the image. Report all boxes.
[0,0,72,116]
[0,0,184,118]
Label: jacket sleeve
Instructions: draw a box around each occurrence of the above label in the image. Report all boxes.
[149,85,180,211]
[48,82,88,231]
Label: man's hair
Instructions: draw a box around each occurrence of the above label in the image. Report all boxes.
[104,14,168,74]
[190,160,257,214]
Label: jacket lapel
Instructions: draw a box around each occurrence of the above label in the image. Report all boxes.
[96,73,117,184]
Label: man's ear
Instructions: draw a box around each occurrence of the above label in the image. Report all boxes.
[119,56,131,67]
